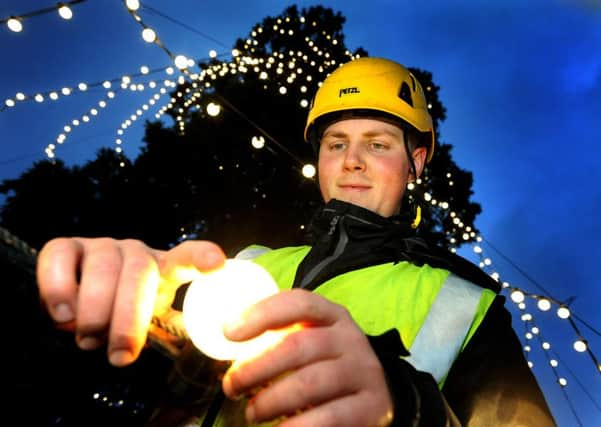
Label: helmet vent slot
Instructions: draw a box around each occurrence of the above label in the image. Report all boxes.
[398,81,414,107]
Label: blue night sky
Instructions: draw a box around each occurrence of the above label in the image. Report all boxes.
[1,1,600,425]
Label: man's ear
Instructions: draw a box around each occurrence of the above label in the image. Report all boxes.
[411,146,428,180]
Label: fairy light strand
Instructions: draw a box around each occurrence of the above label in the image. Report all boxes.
[1,0,87,31]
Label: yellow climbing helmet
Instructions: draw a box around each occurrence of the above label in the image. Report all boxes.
[304,57,435,162]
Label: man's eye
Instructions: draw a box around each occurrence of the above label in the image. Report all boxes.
[329,141,346,150]
[369,141,388,151]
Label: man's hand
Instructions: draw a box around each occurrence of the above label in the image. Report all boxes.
[36,237,226,366]
[222,289,394,427]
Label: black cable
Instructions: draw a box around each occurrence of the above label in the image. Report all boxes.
[482,237,556,297]
[551,349,601,412]
[141,4,229,48]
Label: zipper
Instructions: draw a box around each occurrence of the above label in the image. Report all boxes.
[299,215,349,289]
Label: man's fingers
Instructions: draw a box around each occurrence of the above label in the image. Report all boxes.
[225,289,349,341]
[75,238,123,349]
[108,239,161,366]
[160,240,226,278]
[243,358,359,423]
[223,326,340,399]
[36,237,85,324]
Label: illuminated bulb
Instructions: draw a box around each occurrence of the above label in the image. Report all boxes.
[34,94,44,103]
[5,99,15,107]
[7,18,23,33]
[126,0,140,11]
[521,313,532,321]
[573,339,587,352]
[206,102,221,117]
[524,345,531,352]
[550,359,558,367]
[558,378,567,387]
[140,65,149,74]
[531,327,539,334]
[302,164,316,178]
[251,136,265,149]
[537,298,551,311]
[510,289,525,303]
[542,342,550,350]
[557,306,570,319]
[182,259,280,361]
[58,4,73,20]
[209,49,217,58]
[473,246,482,254]
[15,92,25,101]
[174,55,189,69]
[142,28,156,43]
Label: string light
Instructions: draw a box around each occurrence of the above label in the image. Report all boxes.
[125,0,140,11]
[301,164,316,178]
[57,4,73,20]
[1,0,86,32]
[7,17,23,32]
[251,136,265,149]
[142,27,156,43]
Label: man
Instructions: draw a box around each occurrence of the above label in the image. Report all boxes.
[36,57,556,426]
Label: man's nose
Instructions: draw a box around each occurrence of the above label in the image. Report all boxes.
[343,145,366,171]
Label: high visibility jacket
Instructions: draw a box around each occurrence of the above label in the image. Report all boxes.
[158,199,555,427]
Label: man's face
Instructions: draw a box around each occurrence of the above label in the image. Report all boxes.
[318,118,425,217]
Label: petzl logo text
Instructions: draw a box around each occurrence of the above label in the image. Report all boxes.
[339,87,360,97]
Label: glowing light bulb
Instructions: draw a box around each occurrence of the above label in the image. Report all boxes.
[182,259,280,361]
[174,54,189,69]
[207,102,221,117]
[537,298,551,311]
[251,136,265,149]
[573,339,587,352]
[142,28,156,43]
[58,5,73,20]
[510,289,525,303]
[557,306,570,319]
[302,164,316,178]
[7,18,23,33]
[126,0,140,11]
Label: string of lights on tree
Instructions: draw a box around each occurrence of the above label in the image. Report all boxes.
[2,1,598,420]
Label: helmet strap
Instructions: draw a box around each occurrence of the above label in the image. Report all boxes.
[403,131,418,180]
